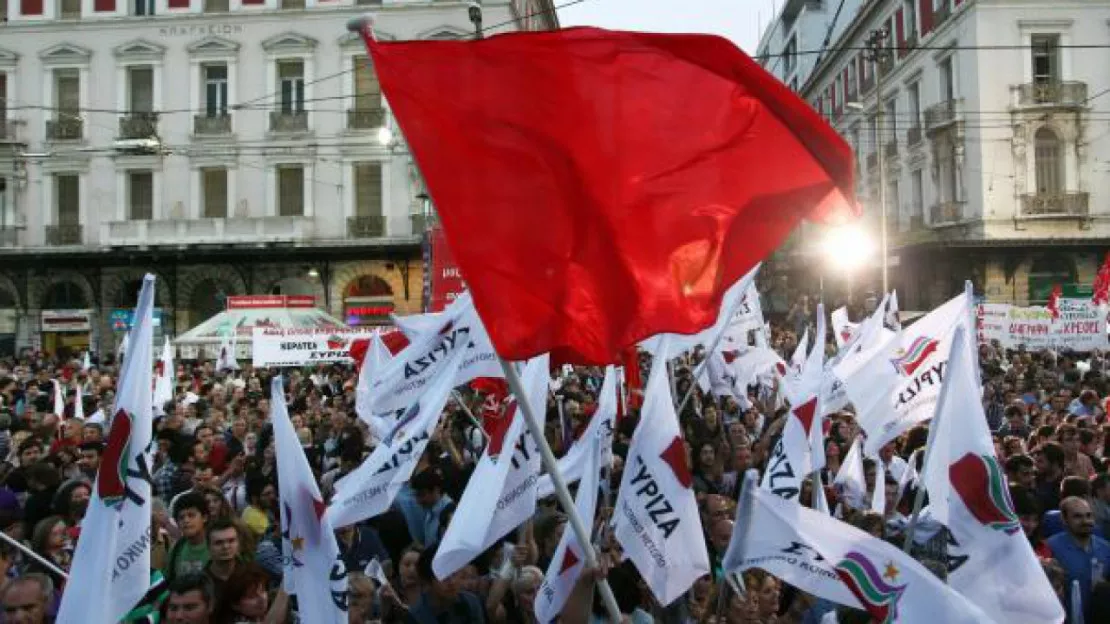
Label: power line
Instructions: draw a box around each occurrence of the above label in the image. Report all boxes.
[755,41,1110,62]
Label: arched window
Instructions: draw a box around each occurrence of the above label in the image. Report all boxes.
[116,279,144,309]
[43,281,87,309]
[190,279,232,322]
[1028,254,1077,305]
[345,275,393,298]
[1034,127,1064,194]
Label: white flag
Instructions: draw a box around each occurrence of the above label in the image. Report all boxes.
[870,455,886,515]
[364,558,389,587]
[73,381,84,421]
[58,275,156,623]
[216,336,239,372]
[723,471,997,624]
[152,336,174,417]
[272,376,348,623]
[434,354,549,579]
[640,265,760,355]
[118,333,130,363]
[536,430,602,623]
[367,293,498,417]
[537,366,616,499]
[831,307,858,349]
[834,437,867,511]
[920,327,1064,624]
[82,350,92,372]
[325,339,468,529]
[835,290,970,455]
[354,330,394,440]
[613,336,709,605]
[52,380,64,418]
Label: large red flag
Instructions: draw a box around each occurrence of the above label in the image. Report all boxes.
[359,25,856,364]
[1093,251,1110,306]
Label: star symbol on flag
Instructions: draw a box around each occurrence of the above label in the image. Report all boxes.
[559,548,580,574]
[792,398,818,435]
[291,535,306,551]
[660,436,692,488]
[883,561,899,582]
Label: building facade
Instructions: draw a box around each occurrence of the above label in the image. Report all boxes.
[787,0,1110,311]
[755,0,864,91]
[0,0,556,357]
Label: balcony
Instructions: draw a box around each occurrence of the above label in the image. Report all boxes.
[0,229,18,247]
[866,151,879,172]
[924,99,961,134]
[102,217,316,247]
[907,125,923,147]
[1015,81,1088,109]
[410,213,438,234]
[46,116,83,141]
[269,111,309,134]
[0,120,24,145]
[1018,192,1089,219]
[45,224,83,246]
[347,215,386,238]
[347,109,386,130]
[884,140,898,159]
[194,114,232,136]
[119,113,159,139]
[930,201,965,226]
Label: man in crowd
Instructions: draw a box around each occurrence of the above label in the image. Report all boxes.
[167,493,210,581]
[0,574,51,624]
[1047,496,1110,614]
[164,574,215,624]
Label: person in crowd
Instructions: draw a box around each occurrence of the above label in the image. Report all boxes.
[395,468,452,549]
[239,475,276,541]
[1035,442,1068,513]
[165,574,216,624]
[167,493,211,581]
[210,562,286,624]
[406,543,485,623]
[1059,423,1097,478]
[1047,496,1110,615]
[0,573,52,624]
[204,518,243,594]
[29,516,70,584]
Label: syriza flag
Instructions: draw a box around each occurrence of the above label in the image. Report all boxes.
[536,430,603,623]
[613,336,709,605]
[272,377,348,623]
[641,265,760,356]
[537,366,616,499]
[152,336,174,416]
[920,327,1064,624]
[366,292,499,420]
[325,339,468,529]
[353,330,394,440]
[831,306,858,349]
[58,275,157,623]
[434,354,550,578]
[761,304,826,502]
[723,471,997,624]
[835,289,971,455]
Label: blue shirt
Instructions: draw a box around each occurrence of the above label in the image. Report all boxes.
[1042,511,1106,540]
[1047,532,1110,613]
[393,485,452,547]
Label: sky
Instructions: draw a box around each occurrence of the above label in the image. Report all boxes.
[556,0,781,54]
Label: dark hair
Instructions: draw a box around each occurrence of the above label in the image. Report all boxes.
[17,438,41,456]
[411,468,443,493]
[1005,453,1035,474]
[211,563,270,623]
[1057,423,1078,440]
[1009,484,1040,516]
[173,491,209,521]
[417,542,438,582]
[206,517,238,541]
[166,573,215,608]
[1003,404,1024,420]
[245,474,272,503]
[1037,442,1067,469]
[1060,476,1091,499]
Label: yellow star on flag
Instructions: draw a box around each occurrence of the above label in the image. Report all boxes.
[291,536,305,551]
[883,561,899,583]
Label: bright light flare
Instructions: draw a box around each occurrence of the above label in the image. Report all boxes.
[822,224,876,273]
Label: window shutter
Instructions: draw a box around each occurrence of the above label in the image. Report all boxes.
[920,0,934,35]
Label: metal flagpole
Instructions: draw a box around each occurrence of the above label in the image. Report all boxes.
[498,357,623,623]
[450,390,489,443]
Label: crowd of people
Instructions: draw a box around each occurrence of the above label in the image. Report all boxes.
[0,308,1107,623]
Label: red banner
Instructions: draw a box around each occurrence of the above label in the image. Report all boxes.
[429,226,466,312]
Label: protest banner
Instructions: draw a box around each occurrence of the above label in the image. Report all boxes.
[252,327,380,367]
[976,298,1107,351]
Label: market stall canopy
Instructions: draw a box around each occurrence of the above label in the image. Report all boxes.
[175,295,347,359]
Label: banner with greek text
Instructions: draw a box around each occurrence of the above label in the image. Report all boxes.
[976,298,1107,351]
[252,327,378,367]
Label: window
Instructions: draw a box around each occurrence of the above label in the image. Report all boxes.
[911,169,924,218]
[1034,127,1064,194]
[133,0,155,15]
[202,168,228,218]
[60,0,80,18]
[354,163,383,217]
[128,171,153,220]
[783,37,797,75]
[907,81,921,128]
[0,73,7,133]
[278,60,305,114]
[277,166,304,216]
[129,67,154,114]
[204,64,228,117]
[888,180,901,218]
[905,0,918,39]
[55,174,80,225]
[868,114,879,151]
[55,70,80,117]
[938,56,955,102]
[1031,34,1060,85]
[847,62,857,98]
[937,139,958,203]
[204,0,229,11]
[280,0,305,8]
[353,56,381,112]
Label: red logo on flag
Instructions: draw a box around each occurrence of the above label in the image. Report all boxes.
[660,436,692,489]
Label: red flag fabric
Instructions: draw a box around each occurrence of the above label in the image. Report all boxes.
[620,346,643,419]
[1047,284,1062,320]
[360,26,856,364]
[1093,252,1110,306]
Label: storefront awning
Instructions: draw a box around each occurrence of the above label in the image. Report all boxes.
[175,295,348,359]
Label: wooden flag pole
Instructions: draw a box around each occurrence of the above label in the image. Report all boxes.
[498,357,624,623]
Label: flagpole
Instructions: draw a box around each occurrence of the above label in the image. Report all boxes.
[675,295,747,417]
[449,390,489,443]
[902,326,964,553]
[0,530,69,580]
[497,357,623,623]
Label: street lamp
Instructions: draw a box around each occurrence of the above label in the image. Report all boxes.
[821,223,876,304]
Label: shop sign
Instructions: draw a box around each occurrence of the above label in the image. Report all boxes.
[42,310,93,333]
[251,327,378,367]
